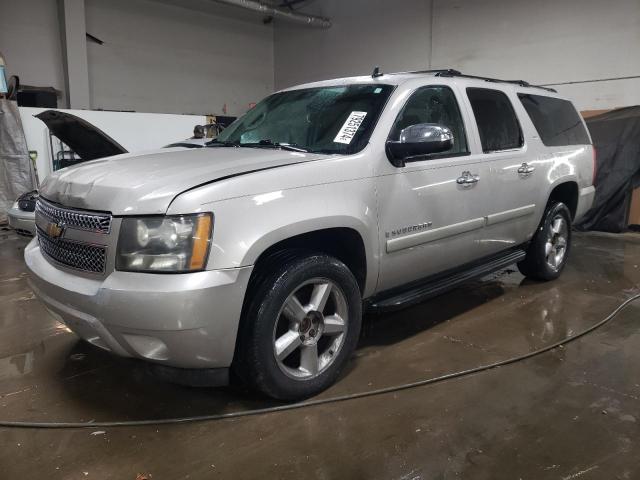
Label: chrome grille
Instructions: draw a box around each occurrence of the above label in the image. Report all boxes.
[36,198,111,234]
[37,227,107,273]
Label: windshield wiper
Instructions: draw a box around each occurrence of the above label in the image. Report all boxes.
[240,139,309,153]
[206,139,240,147]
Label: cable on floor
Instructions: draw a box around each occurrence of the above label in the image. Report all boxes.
[1,293,638,429]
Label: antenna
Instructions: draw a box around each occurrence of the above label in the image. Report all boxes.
[371,66,383,78]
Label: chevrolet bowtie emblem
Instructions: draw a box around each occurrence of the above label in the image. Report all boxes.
[46,221,65,239]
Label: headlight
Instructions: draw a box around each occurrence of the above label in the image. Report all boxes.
[116,213,212,272]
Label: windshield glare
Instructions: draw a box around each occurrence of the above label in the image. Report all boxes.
[216,84,394,155]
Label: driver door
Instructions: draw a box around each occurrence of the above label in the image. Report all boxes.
[375,84,493,292]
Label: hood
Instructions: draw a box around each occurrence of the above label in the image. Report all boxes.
[39,147,329,215]
[36,110,128,160]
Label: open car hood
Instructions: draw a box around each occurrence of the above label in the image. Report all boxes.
[35,110,128,160]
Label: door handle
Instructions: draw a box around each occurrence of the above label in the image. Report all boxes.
[456,171,480,186]
[517,163,535,175]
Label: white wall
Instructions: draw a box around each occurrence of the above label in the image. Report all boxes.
[274,0,640,111]
[3,0,639,113]
[0,0,274,116]
[274,0,432,89]
[85,0,274,115]
[0,0,67,106]
[431,0,640,111]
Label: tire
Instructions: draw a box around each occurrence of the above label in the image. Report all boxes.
[234,252,362,400]
[518,201,572,281]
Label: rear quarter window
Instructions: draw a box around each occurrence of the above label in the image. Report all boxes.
[518,94,591,146]
[466,88,523,153]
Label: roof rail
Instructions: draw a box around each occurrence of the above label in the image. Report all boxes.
[433,70,557,93]
[381,68,557,93]
[387,68,462,76]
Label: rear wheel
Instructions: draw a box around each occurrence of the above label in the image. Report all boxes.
[518,202,572,281]
[235,252,362,400]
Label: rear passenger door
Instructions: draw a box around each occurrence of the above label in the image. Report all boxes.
[462,87,541,257]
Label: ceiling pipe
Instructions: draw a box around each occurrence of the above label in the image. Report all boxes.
[214,0,331,28]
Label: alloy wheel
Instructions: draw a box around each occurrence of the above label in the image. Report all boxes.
[545,214,568,271]
[272,278,349,379]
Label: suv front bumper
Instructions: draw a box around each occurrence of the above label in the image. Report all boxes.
[25,239,252,369]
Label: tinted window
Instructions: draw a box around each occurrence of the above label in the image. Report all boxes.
[466,88,523,152]
[518,94,590,146]
[389,86,468,156]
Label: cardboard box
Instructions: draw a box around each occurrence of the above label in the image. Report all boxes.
[581,109,611,119]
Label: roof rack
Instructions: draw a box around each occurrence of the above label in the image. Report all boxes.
[385,68,557,93]
[389,68,462,76]
[432,70,557,93]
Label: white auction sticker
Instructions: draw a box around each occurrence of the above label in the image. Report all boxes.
[333,111,368,144]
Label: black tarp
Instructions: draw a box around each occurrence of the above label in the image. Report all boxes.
[575,106,640,232]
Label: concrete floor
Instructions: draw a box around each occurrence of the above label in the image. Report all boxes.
[0,229,639,479]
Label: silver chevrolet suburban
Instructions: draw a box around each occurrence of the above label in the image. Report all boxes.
[25,69,596,400]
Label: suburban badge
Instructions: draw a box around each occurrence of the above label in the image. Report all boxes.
[385,222,433,239]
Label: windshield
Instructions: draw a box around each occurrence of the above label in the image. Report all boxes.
[215,84,394,155]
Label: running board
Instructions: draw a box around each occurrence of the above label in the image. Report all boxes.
[367,249,527,312]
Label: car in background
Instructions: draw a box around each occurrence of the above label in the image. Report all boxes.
[164,123,226,148]
[8,190,38,236]
[8,111,225,236]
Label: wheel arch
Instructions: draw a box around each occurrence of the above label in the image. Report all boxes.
[246,224,370,296]
[547,180,579,219]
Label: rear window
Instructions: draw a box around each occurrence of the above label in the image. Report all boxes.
[518,94,590,146]
[466,88,523,153]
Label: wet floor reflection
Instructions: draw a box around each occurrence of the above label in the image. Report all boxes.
[0,232,639,423]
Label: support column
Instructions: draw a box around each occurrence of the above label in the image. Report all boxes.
[428,0,435,69]
[59,0,90,109]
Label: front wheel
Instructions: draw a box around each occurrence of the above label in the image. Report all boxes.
[234,252,362,400]
[518,201,572,281]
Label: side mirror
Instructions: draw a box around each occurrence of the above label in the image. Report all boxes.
[386,123,454,167]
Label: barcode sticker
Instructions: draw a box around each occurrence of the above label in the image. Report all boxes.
[333,111,368,144]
